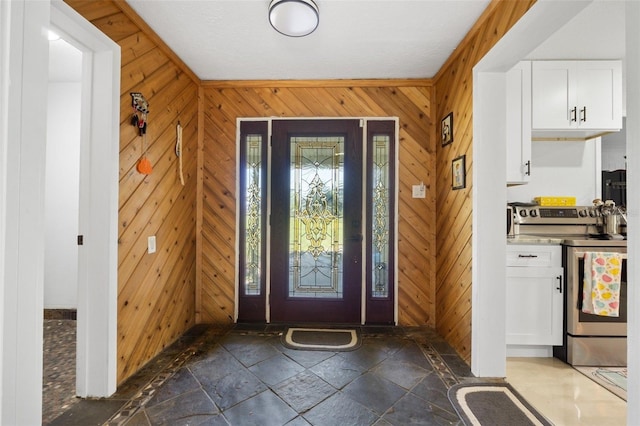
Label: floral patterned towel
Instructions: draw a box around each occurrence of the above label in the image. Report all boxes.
[582,252,623,317]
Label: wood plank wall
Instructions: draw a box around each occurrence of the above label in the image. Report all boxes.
[199,81,438,328]
[65,0,200,383]
[433,0,536,364]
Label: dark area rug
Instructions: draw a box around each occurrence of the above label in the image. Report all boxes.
[281,327,361,351]
[448,382,552,426]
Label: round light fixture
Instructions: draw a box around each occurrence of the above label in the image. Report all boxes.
[269,0,319,37]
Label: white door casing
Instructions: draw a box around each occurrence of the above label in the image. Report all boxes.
[50,0,120,398]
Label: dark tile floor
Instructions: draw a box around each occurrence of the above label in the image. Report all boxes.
[46,323,487,426]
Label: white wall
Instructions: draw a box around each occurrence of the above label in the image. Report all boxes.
[625,2,640,420]
[507,138,601,205]
[45,81,80,309]
[1,0,49,423]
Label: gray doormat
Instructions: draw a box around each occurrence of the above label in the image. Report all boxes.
[448,382,552,426]
[281,327,361,351]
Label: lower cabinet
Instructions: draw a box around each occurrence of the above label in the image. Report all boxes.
[506,245,563,351]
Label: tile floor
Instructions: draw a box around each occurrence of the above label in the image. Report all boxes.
[45,323,480,425]
[507,357,627,425]
[43,322,628,426]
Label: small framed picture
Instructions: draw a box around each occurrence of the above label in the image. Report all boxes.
[441,112,453,146]
[452,155,466,190]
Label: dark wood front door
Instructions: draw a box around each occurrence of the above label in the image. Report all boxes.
[270,119,363,323]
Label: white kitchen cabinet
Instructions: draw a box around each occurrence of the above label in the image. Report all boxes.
[532,60,622,140]
[506,245,563,348]
[506,61,532,185]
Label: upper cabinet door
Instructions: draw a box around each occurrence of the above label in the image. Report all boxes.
[531,60,622,140]
[576,62,622,130]
[532,62,573,130]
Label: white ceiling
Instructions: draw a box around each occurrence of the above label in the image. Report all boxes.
[49,1,626,83]
[125,0,492,80]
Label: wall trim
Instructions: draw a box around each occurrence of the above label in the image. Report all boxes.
[202,79,433,89]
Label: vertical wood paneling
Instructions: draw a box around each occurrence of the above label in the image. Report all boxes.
[434,0,536,364]
[65,0,200,384]
[200,83,437,327]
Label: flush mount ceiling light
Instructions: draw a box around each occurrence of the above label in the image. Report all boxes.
[269,0,319,37]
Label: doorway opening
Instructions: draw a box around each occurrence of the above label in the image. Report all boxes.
[236,118,398,325]
[42,33,82,423]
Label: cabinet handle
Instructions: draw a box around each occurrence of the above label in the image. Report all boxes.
[556,275,563,293]
[525,160,531,176]
[570,106,577,122]
[580,107,587,123]
[518,254,538,258]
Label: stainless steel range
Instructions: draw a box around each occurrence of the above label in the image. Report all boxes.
[508,204,627,366]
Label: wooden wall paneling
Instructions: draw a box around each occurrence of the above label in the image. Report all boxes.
[118,111,197,277]
[116,136,196,323]
[256,87,312,116]
[119,82,195,213]
[434,0,536,364]
[326,88,379,116]
[399,87,432,120]
[118,192,197,378]
[91,12,140,42]
[437,235,472,316]
[121,49,172,96]
[119,65,182,127]
[119,32,156,67]
[65,0,120,22]
[117,150,197,329]
[117,93,196,258]
[196,87,205,322]
[200,88,240,323]
[200,83,436,328]
[65,0,200,384]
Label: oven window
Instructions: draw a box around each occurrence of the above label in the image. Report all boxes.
[577,257,627,323]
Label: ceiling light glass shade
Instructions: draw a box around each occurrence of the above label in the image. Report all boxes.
[269,0,319,37]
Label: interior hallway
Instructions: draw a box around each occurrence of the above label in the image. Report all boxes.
[43,322,627,425]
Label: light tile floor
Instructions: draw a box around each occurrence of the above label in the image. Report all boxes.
[507,357,627,426]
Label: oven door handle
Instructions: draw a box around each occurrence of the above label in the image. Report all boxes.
[556,275,563,293]
[574,251,627,260]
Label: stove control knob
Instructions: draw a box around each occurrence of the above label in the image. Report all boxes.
[519,210,527,217]
[579,210,588,217]
[529,210,538,217]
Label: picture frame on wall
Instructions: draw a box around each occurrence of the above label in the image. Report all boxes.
[452,155,466,190]
[441,112,453,146]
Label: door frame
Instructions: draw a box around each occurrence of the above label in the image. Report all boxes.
[50,0,120,398]
[235,117,399,325]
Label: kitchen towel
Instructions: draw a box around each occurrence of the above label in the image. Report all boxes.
[582,252,623,317]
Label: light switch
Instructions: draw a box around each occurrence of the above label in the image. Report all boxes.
[148,236,156,254]
[412,183,426,198]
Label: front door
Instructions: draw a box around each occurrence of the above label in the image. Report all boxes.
[237,118,396,324]
[270,119,362,323]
